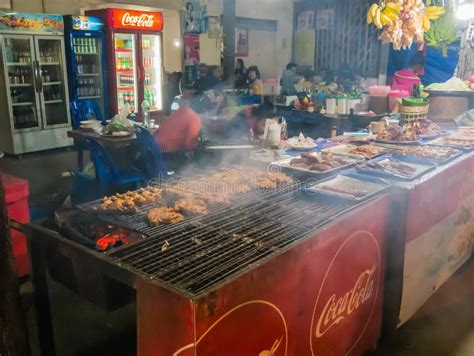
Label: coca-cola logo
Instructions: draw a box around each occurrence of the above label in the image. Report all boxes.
[315,264,376,337]
[121,12,155,28]
[310,231,381,355]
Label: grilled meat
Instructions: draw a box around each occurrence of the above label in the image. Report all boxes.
[174,198,209,216]
[366,160,417,177]
[93,187,163,214]
[290,152,353,172]
[148,207,184,225]
[377,126,417,142]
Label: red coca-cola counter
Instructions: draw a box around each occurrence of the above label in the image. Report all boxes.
[137,195,391,356]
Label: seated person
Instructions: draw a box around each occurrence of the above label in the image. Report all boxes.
[246,65,262,95]
[154,92,211,152]
[391,52,424,96]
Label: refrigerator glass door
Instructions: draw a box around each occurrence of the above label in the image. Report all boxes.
[35,36,70,128]
[2,35,42,131]
[141,34,163,111]
[73,35,105,117]
[114,32,137,113]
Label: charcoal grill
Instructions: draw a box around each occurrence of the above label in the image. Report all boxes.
[27,168,392,356]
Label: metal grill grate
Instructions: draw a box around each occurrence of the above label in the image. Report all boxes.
[109,190,353,297]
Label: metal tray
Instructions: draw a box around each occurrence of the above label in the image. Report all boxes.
[270,155,363,179]
[427,138,474,151]
[374,143,463,165]
[375,139,421,146]
[321,144,388,159]
[306,172,391,201]
[355,154,437,181]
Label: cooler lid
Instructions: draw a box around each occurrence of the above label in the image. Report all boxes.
[2,174,29,204]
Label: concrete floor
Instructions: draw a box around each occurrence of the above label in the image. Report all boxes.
[21,258,473,356]
[2,148,473,355]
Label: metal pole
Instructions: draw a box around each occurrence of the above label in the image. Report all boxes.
[0,172,31,356]
[222,0,236,81]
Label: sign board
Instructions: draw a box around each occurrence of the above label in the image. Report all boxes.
[110,9,163,32]
[0,11,63,33]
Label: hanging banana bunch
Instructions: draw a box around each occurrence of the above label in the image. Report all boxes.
[367,1,402,29]
[422,0,446,32]
[424,9,458,57]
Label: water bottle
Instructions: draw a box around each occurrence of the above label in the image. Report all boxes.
[141,100,150,128]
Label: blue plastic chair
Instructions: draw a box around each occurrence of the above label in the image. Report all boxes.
[86,138,147,196]
[70,99,105,129]
[70,99,106,171]
[134,125,167,179]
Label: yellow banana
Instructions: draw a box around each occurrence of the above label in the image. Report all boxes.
[422,15,431,32]
[385,2,402,13]
[367,6,374,24]
[383,7,399,22]
[369,3,379,20]
[374,7,383,29]
[380,12,394,26]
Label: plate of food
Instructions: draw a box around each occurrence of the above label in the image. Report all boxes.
[406,119,444,140]
[271,152,362,177]
[374,144,462,165]
[375,126,420,145]
[321,143,387,159]
[286,133,317,151]
[100,131,132,137]
[307,172,391,201]
[355,154,436,181]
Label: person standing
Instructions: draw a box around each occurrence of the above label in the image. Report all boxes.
[234,58,247,89]
[281,62,298,95]
[246,65,262,95]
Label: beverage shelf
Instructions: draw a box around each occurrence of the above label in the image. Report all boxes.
[117,86,134,91]
[78,95,101,99]
[40,62,61,66]
[43,81,62,85]
[10,83,32,87]
[77,73,99,77]
[7,62,31,66]
[45,99,63,104]
[12,102,34,106]
[76,52,99,55]
[117,69,134,73]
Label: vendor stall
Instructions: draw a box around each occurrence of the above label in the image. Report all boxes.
[27,167,391,356]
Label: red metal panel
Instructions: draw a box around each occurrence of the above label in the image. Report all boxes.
[134,195,390,356]
[136,278,195,356]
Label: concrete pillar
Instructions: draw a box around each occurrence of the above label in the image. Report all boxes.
[222,0,235,80]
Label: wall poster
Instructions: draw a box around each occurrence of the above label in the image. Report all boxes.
[235,28,248,57]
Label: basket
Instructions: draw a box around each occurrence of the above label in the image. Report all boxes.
[400,104,429,122]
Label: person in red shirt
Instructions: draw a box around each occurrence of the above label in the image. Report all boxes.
[154,93,211,152]
[391,52,425,96]
[226,102,275,139]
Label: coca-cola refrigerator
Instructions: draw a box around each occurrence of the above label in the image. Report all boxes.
[85,8,164,117]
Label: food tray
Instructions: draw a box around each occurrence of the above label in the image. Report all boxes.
[321,144,388,159]
[306,172,391,201]
[427,138,474,151]
[270,155,363,179]
[375,139,421,146]
[374,143,463,165]
[355,154,437,181]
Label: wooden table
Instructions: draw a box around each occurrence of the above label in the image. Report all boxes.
[67,130,137,170]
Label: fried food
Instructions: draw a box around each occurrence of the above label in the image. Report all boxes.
[93,187,162,214]
[406,119,443,136]
[148,207,184,226]
[289,152,354,172]
[174,198,209,216]
[365,160,417,178]
[377,126,417,142]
